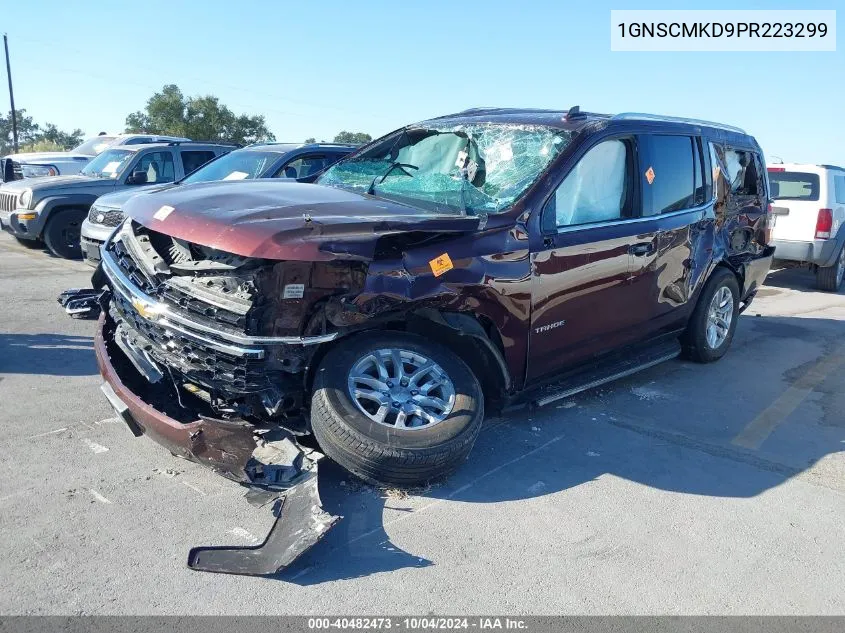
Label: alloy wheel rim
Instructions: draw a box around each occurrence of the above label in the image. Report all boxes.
[836,248,845,286]
[347,348,456,429]
[706,286,734,349]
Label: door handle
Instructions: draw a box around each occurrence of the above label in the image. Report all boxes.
[629,242,654,256]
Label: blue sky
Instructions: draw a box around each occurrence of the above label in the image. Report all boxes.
[2,0,842,164]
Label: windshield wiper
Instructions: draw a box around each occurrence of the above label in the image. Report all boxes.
[366,161,418,196]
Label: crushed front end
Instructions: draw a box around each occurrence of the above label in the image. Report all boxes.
[88,218,350,574]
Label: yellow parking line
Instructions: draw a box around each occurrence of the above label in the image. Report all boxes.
[732,347,845,450]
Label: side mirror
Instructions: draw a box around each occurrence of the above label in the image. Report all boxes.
[129,170,148,185]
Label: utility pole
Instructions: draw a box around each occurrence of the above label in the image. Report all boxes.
[4,33,18,153]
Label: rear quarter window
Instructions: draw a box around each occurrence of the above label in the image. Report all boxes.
[834,174,845,204]
[767,170,820,201]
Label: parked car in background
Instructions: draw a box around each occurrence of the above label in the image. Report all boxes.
[1,133,191,181]
[767,163,845,291]
[75,108,774,502]
[80,142,355,265]
[0,141,231,258]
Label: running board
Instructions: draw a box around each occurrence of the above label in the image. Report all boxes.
[535,340,682,407]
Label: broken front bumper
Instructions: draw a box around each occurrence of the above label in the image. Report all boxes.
[93,313,341,576]
[95,312,311,486]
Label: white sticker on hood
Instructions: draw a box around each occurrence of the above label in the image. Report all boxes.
[283,284,305,299]
[223,171,249,181]
[153,205,175,221]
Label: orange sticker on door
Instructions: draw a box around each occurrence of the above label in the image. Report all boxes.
[645,166,655,185]
[429,253,454,277]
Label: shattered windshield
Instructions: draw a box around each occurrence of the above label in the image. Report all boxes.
[319,124,572,215]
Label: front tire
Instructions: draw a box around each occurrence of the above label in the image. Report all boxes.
[43,209,86,259]
[682,268,740,363]
[816,244,845,292]
[310,331,484,486]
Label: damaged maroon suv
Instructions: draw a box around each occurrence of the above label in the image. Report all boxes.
[70,107,773,495]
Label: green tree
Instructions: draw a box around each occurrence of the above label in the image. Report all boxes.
[125,84,187,136]
[0,109,41,154]
[37,123,85,150]
[125,84,275,145]
[333,131,372,145]
[304,137,316,144]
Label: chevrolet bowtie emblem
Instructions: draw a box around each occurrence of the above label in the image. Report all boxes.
[131,297,162,321]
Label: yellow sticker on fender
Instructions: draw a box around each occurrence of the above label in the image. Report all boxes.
[429,253,453,277]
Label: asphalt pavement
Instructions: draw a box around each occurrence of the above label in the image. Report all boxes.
[1,233,843,615]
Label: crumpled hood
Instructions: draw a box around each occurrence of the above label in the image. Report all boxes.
[123,179,484,261]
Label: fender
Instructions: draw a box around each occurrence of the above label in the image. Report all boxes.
[410,308,512,393]
[817,224,845,268]
[27,193,101,237]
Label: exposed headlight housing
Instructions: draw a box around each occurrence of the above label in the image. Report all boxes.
[19,189,32,209]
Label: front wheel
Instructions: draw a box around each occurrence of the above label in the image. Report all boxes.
[310,332,484,486]
[43,209,86,259]
[682,268,740,363]
[816,244,845,292]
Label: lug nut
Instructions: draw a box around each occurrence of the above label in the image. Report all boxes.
[391,401,401,408]
[410,390,419,396]
[386,380,394,388]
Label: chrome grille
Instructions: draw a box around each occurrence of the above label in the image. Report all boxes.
[110,296,270,393]
[0,192,18,212]
[87,206,124,227]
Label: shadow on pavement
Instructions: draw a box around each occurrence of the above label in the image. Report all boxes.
[763,265,842,294]
[0,333,97,376]
[279,313,845,585]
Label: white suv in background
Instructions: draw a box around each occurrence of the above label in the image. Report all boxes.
[768,163,845,291]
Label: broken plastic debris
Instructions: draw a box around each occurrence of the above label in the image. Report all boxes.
[187,470,340,576]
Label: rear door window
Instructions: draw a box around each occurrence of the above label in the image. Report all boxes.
[643,135,696,214]
[181,150,217,175]
[767,170,820,201]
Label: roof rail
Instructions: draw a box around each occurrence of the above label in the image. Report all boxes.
[817,164,845,172]
[611,112,746,134]
[166,140,239,147]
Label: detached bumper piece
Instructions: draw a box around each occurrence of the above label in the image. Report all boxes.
[93,313,342,577]
[57,288,107,319]
[188,469,340,576]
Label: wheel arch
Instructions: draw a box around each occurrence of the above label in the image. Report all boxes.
[32,195,97,238]
[305,308,512,413]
